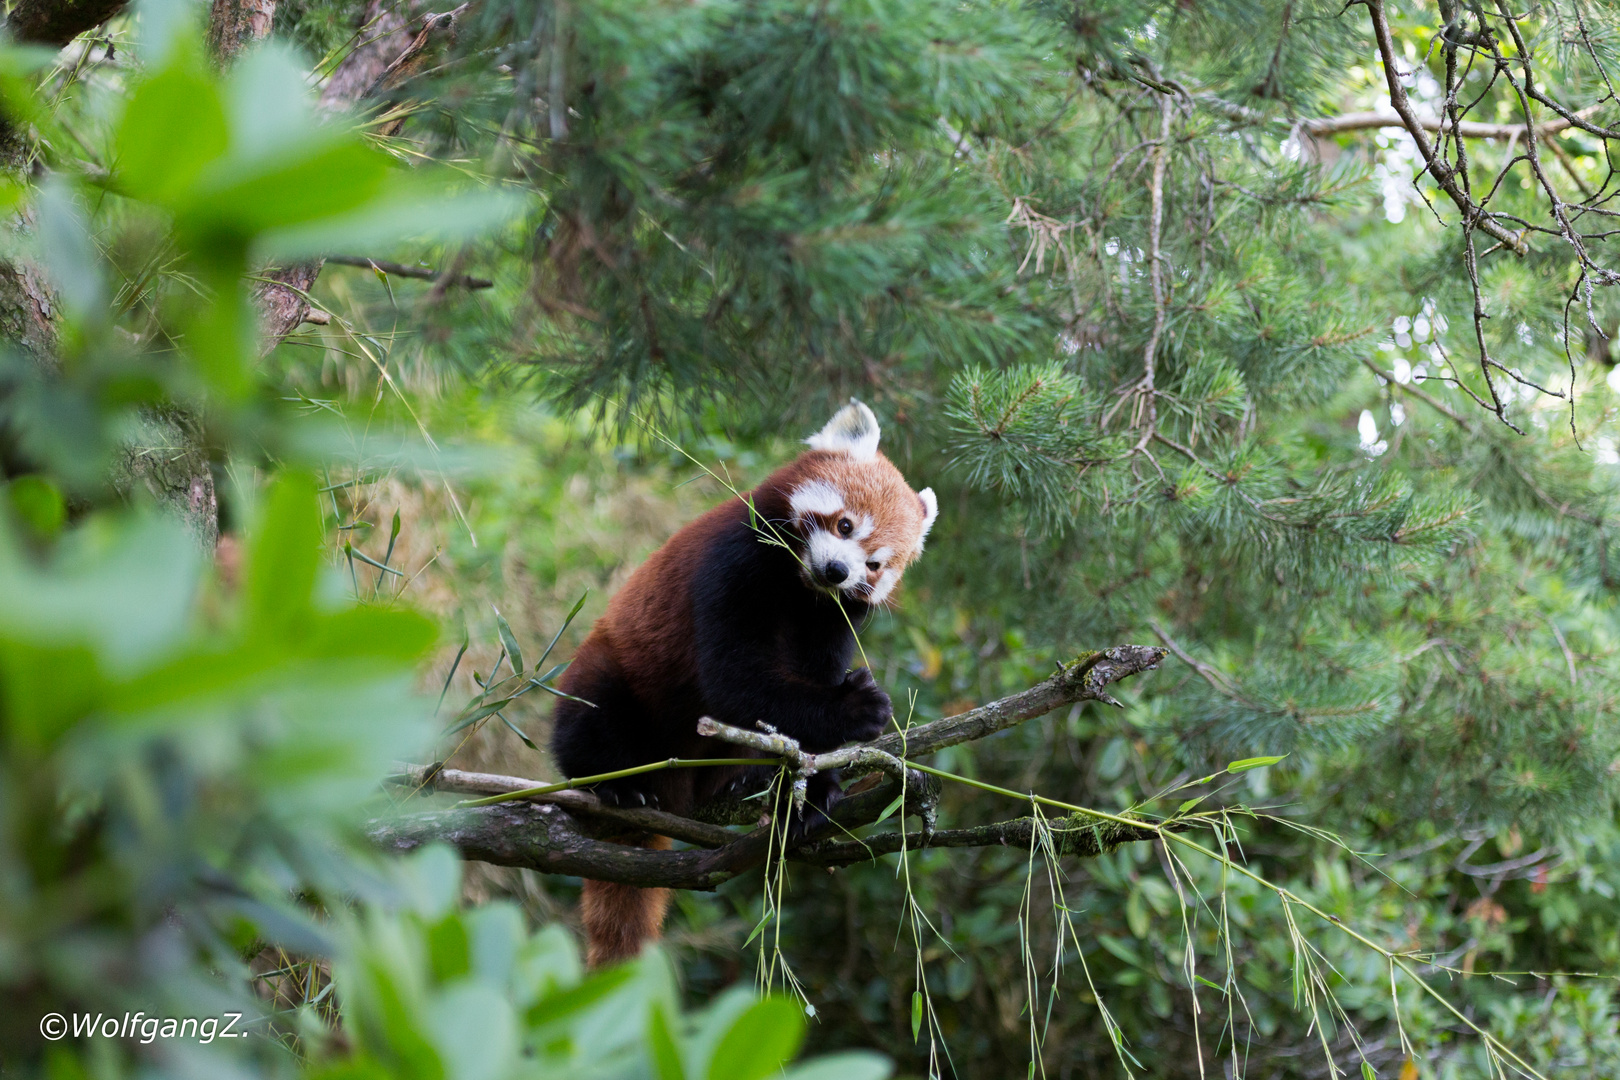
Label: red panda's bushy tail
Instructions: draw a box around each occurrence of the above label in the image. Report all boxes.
[580,834,672,968]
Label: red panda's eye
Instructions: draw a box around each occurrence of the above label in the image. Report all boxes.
[837,518,853,536]
[866,560,881,572]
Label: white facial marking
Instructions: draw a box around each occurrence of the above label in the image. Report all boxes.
[916,487,938,547]
[866,568,901,606]
[790,480,843,519]
[851,514,874,541]
[866,546,893,570]
[806,399,881,462]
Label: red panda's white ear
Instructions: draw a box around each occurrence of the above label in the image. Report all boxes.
[806,399,880,462]
[917,488,938,546]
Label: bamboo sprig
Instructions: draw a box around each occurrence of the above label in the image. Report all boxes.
[899,763,1548,1080]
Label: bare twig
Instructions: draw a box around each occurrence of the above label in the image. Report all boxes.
[1298,105,1603,140]
[1364,0,1526,253]
[1132,95,1174,450]
[862,645,1167,759]
[1149,619,1242,699]
[327,255,494,289]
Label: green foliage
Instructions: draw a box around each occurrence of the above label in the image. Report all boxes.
[1,2,517,499]
[301,0,1620,1069]
[332,848,887,1080]
[0,474,430,1063]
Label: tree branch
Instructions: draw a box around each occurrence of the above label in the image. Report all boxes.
[367,776,1167,887]
[1299,106,1603,141]
[796,814,1169,868]
[326,255,493,289]
[387,762,738,847]
[369,645,1169,888]
[367,800,770,890]
[863,645,1166,760]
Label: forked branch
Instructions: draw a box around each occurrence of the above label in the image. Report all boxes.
[368,645,1168,888]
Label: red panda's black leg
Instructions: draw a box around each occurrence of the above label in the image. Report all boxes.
[692,580,894,751]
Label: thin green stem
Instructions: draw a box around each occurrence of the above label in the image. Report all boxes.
[455,757,765,807]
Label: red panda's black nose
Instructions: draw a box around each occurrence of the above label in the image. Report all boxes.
[822,560,849,585]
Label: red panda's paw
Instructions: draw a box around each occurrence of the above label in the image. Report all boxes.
[838,667,893,743]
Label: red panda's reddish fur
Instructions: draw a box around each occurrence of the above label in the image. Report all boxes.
[579,836,673,968]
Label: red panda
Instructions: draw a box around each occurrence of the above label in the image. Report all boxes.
[550,400,938,967]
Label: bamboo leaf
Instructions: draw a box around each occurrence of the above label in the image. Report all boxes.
[444,697,518,734]
[1227,755,1287,774]
[535,591,589,670]
[375,508,401,592]
[348,546,403,576]
[532,682,596,706]
[435,634,469,716]
[910,991,923,1041]
[494,606,525,674]
[497,712,539,753]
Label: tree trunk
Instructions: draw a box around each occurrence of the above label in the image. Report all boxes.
[254,261,325,356]
[114,407,221,549]
[320,0,419,109]
[207,0,276,66]
[257,0,436,340]
[0,262,58,370]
